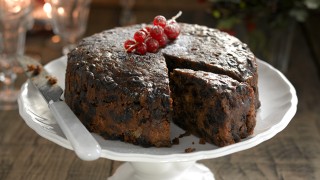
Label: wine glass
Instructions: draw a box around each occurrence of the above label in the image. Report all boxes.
[49,0,91,55]
[0,0,34,110]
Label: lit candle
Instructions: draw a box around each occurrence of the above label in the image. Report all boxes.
[57,7,65,15]
[43,2,52,18]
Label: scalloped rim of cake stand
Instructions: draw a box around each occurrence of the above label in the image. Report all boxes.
[18,56,298,164]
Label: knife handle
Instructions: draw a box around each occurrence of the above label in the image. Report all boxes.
[48,101,101,161]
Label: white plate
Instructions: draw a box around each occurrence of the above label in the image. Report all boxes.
[18,56,297,163]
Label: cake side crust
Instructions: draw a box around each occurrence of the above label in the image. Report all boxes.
[65,25,172,147]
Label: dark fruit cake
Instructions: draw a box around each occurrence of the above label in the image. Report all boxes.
[170,69,256,147]
[65,22,259,147]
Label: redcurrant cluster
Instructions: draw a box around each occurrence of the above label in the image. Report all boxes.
[124,11,182,55]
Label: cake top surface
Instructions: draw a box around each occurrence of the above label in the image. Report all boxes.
[68,23,256,92]
[162,23,256,81]
[68,24,169,94]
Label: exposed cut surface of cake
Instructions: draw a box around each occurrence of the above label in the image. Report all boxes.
[64,23,259,148]
[170,69,256,146]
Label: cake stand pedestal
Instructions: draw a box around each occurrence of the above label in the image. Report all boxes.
[109,161,214,180]
[18,57,297,180]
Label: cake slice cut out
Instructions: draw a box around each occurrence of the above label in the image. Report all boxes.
[170,69,256,146]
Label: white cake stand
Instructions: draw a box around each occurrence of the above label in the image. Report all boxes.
[18,56,298,180]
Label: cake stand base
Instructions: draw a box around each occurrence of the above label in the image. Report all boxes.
[108,161,214,180]
[18,57,297,180]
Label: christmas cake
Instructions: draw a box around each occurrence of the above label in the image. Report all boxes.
[64,22,259,147]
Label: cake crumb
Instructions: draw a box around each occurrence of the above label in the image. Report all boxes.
[46,76,58,85]
[171,137,180,145]
[199,138,206,145]
[179,131,191,138]
[185,148,196,153]
[27,64,42,75]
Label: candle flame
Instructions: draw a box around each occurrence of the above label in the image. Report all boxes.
[57,7,65,15]
[43,2,52,18]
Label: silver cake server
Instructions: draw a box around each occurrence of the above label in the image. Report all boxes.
[18,56,101,161]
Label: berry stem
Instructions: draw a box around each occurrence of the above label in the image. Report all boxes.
[124,12,182,55]
[170,11,182,22]
[125,41,138,53]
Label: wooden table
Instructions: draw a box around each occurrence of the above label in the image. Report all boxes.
[1,3,320,180]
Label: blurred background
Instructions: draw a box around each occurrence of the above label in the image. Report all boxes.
[1,0,320,179]
[26,0,320,72]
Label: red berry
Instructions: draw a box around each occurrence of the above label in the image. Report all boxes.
[124,39,136,53]
[153,15,167,28]
[124,12,182,55]
[150,25,164,41]
[135,43,147,55]
[141,26,152,34]
[157,34,168,47]
[168,19,178,24]
[164,23,180,40]
[146,38,159,53]
[134,30,147,43]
